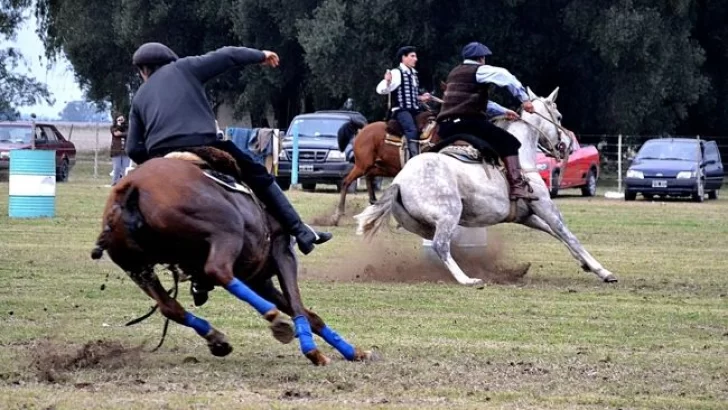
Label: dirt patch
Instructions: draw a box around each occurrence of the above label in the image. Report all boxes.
[309,201,367,227]
[30,339,142,383]
[307,231,529,285]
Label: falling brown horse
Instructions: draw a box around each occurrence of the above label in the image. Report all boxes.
[91,148,371,366]
[334,110,438,223]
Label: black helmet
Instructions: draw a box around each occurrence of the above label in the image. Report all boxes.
[396,46,417,61]
[132,42,179,66]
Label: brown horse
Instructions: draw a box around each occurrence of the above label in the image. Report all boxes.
[334,111,438,223]
[91,148,371,366]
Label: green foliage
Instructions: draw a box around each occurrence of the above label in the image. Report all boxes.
[31,0,728,136]
[0,0,52,113]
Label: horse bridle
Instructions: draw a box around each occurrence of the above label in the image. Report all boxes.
[530,99,567,159]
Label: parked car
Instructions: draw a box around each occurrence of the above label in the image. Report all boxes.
[0,121,77,181]
[276,110,367,192]
[624,138,724,202]
[536,135,601,197]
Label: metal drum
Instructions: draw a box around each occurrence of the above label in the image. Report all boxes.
[8,150,56,218]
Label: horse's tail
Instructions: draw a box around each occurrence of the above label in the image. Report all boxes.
[337,118,366,152]
[91,181,144,260]
[354,183,399,240]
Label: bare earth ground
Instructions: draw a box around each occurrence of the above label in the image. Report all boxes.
[0,159,726,409]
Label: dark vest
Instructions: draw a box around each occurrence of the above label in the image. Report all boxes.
[393,68,419,111]
[437,64,490,121]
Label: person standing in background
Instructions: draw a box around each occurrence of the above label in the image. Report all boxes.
[110,114,130,186]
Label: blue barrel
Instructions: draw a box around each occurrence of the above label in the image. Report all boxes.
[8,150,56,218]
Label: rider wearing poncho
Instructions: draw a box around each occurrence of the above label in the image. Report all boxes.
[437,42,539,201]
[126,42,332,255]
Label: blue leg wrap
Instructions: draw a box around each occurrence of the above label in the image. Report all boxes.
[293,315,317,355]
[183,312,212,337]
[320,325,356,361]
[224,278,276,315]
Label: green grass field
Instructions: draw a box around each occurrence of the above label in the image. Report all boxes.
[0,160,726,409]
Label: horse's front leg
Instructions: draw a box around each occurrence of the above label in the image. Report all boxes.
[204,235,293,342]
[335,165,365,222]
[254,278,372,362]
[271,237,332,366]
[129,268,232,357]
[528,202,617,282]
[366,174,377,204]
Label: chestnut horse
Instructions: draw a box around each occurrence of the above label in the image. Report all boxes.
[91,148,371,366]
[334,111,437,224]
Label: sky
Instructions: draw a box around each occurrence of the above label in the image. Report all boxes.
[3,12,84,118]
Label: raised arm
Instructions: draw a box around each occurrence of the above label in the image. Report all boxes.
[176,46,267,83]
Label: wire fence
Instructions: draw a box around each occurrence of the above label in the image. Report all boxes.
[577,134,728,189]
[66,121,727,189]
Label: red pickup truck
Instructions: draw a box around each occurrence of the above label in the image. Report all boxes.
[536,135,600,197]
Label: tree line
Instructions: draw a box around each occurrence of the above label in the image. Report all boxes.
[2,0,726,138]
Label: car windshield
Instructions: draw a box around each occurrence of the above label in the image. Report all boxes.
[0,125,32,144]
[635,140,700,161]
[288,118,347,138]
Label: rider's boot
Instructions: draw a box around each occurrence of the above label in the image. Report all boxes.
[257,183,333,254]
[503,155,539,201]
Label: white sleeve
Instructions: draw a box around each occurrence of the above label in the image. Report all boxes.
[376,69,402,95]
[476,65,530,102]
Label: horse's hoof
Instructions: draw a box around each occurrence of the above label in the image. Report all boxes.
[206,330,233,357]
[305,349,331,366]
[462,278,484,288]
[269,316,295,344]
[353,348,380,362]
[603,274,618,283]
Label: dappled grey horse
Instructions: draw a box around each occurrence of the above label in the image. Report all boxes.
[355,88,617,286]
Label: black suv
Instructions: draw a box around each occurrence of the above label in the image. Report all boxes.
[276,110,367,191]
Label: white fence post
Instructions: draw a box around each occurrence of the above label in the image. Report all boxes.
[94,122,99,179]
[617,134,623,193]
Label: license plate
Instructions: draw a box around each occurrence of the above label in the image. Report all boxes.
[299,164,314,172]
[652,180,667,188]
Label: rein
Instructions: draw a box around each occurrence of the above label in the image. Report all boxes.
[125,265,180,352]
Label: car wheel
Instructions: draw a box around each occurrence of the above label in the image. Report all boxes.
[302,183,316,192]
[277,179,291,191]
[624,191,636,201]
[549,169,560,198]
[581,169,597,197]
[692,179,705,202]
[56,158,70,182]
[708,190,718,200]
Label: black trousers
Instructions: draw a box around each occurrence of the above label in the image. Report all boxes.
[437,116,521,157]
[149,140,276,192]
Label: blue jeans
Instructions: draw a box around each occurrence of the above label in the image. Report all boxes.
[395,110,419,158]
[111,155,130,185]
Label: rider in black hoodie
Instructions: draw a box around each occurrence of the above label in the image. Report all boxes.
[126,42,332,256]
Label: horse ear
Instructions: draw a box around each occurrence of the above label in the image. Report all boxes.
[527,87,538,101]
[547,87,560,103]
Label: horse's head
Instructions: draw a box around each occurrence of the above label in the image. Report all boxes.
[522,87,571,160]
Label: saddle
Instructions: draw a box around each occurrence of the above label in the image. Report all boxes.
[384,119,436,145]
[431,133,501,165]
[163,147,253,196]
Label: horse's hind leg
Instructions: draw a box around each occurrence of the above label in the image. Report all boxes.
[129,267,232,357]
[254,278,372,362]
[432,221,484,287]
[527,204,617,282]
